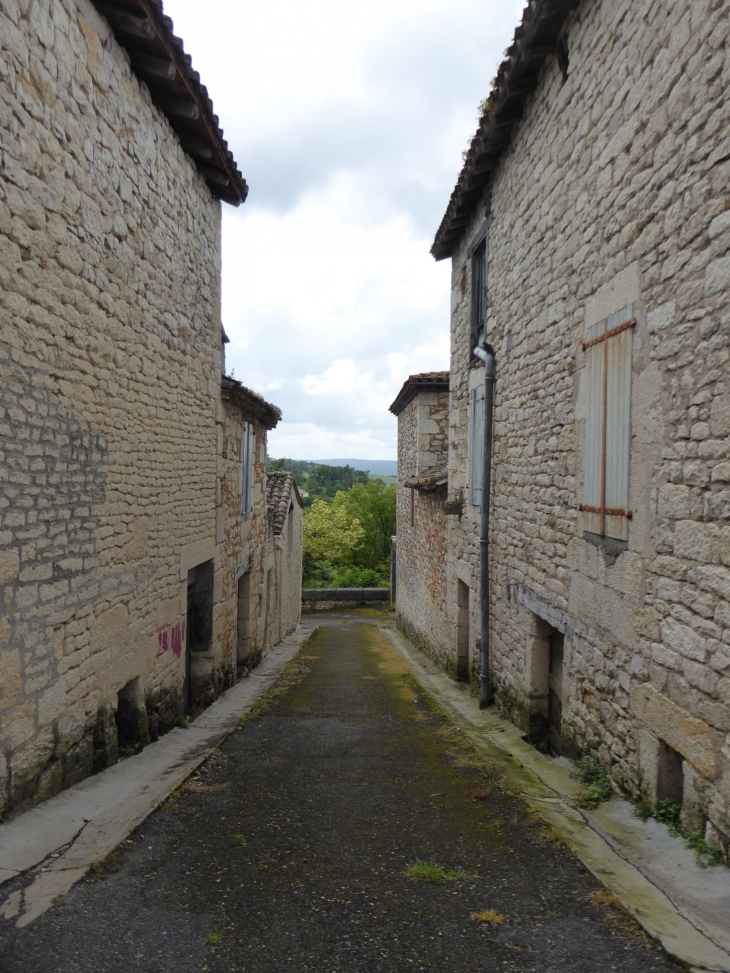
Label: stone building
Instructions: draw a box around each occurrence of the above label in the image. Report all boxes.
[0,0,300,819]
[401,0,730,853]
[389,373,451,669]
[264,471,304,651]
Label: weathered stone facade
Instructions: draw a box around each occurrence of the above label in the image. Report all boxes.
[427,0,730,854]
[390,374,451,667]
[264,471,303,651]
[0,0,296,819]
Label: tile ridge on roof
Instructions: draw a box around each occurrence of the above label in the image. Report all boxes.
[91,0,247,206]
[432,0,579,260]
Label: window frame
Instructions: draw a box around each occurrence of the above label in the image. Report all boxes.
[467,218,490,357]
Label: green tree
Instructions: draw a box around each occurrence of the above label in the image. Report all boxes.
[303,499,365,566]
[338,480,396,571]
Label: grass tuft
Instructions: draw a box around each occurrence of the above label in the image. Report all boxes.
[405,860,465,883]
[471,909,505,925]
[233,833,247,848]
[205,928,222,946]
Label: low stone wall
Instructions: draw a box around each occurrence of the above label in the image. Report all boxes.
[302,588,390,611]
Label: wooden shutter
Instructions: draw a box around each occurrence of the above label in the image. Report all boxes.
[581,305,634,540]
[468,387,484,506]
[241,422,253,521]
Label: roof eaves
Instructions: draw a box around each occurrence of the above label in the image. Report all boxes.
[92,0,248,206]
[432,0,579,260]
[388,372,450,417]
[222,376,282,430]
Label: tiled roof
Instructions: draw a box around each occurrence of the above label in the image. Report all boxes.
[91,0,247,206]
[221,376,282,430]
[388,371,450,417]
[266,472,303,535]
[432,0,579,259]
[403,464,448,492]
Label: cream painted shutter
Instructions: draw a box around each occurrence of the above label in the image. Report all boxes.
[582,305,634,540]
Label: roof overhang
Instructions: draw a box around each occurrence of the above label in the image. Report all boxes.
[222,376,281,430]
[92,0,247,206]
[432,0,579,260]
[389,372,450,417]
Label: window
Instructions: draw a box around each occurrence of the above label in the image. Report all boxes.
[580,305,635,540]
[241,421,254,521]
[467,385,484,506]
[470,232,488,352]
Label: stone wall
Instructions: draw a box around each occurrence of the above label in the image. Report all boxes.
[0,0,232,817]
[444,0,730,852]
[395,391,451,666]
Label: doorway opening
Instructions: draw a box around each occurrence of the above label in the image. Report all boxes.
[186,559,214,711]
[547,629,564,756]
[115,675,148,753]
[456,580,470,681]
[526,614,564,755]
[236,571,252,668]
[656,739,684,806]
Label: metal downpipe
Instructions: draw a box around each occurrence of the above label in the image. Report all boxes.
[473,344,495,709]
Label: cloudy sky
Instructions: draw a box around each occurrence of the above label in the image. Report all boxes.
[166,0,524,460]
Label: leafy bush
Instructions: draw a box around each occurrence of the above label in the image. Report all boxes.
[332,566,385,588]
[302,560,336,589]
[574,754,613,809]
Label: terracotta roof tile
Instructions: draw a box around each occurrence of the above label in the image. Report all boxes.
[266,471,303,535]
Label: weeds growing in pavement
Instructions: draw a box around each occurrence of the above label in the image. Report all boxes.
[405,861,465,883]
[471,909,505,924]
[574,754,613,808]
[205,928,222,946]
[686,831,723,868]
[233,833,247,847]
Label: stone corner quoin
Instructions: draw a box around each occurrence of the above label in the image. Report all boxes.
[394,0,730,859]
[0,0,303,820]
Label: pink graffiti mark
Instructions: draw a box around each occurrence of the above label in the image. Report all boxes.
[157,619,186,658]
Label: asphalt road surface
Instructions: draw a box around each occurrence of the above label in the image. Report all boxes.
[0,614,683,972]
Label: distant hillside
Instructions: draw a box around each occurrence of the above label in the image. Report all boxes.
[315,458,397,477]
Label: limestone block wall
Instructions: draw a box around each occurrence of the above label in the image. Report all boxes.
[396,394,450,664]
[0,0,230,817]
[219,404,269,681]
[445,0,730,851]
[274,499,303,643]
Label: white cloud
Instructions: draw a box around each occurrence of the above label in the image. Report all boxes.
[164,0,525,458]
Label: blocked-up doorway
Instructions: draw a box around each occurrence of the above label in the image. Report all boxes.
[456,580,470,681]
[237,571,252,665]
[186,559,214,711]
[526,614,564,755]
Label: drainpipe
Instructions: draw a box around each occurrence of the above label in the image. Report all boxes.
[473,344,495,708]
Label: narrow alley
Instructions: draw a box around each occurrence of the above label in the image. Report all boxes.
[0,614,682,973]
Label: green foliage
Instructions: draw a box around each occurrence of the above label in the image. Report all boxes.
[332,566,384,588]
[686,831,723,868]
[302,560,336,589]
[405,861,466,883]
[233,833,246,848]
[574,754,613,809]
[654,799,682,837]
[267,458,370,506]
[633,798,684,839]
[302,498,365,566]
[205,928,222,946]
[633,798,653,821]
[341,479,396,571]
